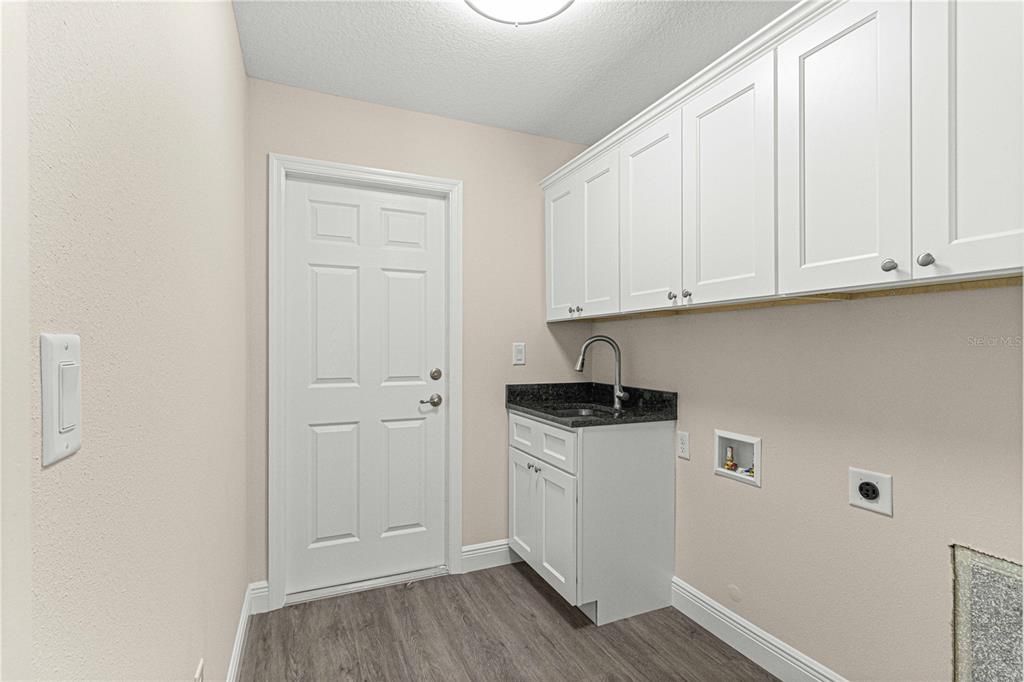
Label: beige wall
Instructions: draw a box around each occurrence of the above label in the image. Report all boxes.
[588,286,1023,680]
[245,79,589,580]
[27,4,248,679]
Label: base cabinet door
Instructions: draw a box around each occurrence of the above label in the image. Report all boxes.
[777,1,912,294]
[620,109,684,311]
[534,461,578,605]
[682,52,776,304]
[508,448,539,565]
[912,0,1024,279]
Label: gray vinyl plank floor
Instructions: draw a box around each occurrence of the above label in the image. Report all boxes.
[239,563,777,681]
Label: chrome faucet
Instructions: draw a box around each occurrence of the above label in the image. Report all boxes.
[574,335,629,411]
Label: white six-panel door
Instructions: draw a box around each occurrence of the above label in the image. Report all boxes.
[912,0,1024,279]
[284,178,447,596]
[777,1,912,294]
[682,52,776,304]
[620,109,683,311]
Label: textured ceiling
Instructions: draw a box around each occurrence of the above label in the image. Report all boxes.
[233,1,796,144]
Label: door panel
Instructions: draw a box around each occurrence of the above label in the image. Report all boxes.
[581,151,620,316]
[683,52,776,303]
[912,0,1024,278]
[285,179,447,596]
[546,177,583,320]
[778,1,911,293]
[536,461,578,605]
[620,109,683,311]
[508,448,539,564]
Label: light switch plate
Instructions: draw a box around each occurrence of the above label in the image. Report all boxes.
[512,342,526,366]
[677,431,690,460]
[41,333,81,466]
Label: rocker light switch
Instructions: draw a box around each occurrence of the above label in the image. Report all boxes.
[59,362,80,432]
[41,333,81,466]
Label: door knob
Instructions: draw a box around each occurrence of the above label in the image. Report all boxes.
[880,258,899,272]
[419,393,443,407]
[916,252,935,267]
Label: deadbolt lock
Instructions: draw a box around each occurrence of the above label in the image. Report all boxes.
[430,368,443,380]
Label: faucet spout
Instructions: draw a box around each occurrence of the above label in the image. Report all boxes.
[574,335,629,411]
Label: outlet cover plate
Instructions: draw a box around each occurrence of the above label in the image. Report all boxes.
[849,467,893,517]
[677,431,689,460]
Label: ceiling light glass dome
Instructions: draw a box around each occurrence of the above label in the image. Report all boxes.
[465,0,575,26]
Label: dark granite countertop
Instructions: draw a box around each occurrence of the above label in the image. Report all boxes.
[506,382,677,428]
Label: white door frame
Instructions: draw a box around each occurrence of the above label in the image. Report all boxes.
[267,153,463,611]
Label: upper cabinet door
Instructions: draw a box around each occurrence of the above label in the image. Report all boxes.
[777,1,911,294]
[545,176,584,321]
[579,151,621,317]
[682,52,776,304]
[619,109,683,312]
[912,0,1023,279]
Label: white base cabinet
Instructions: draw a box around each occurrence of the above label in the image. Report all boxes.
[508,412,675,626]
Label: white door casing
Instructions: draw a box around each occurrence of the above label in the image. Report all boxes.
[269,155,463,609]
[912,0,1024,279]
[620,109,683,311]
[777,1,911,294]
[682,51,776,304]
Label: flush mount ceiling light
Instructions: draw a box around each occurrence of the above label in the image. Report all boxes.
[465,0,575,26]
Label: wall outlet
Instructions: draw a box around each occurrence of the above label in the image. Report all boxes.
[849,467,893,517]
[512,342,526,366]
[677,431,689,460]
[193,658,204,682]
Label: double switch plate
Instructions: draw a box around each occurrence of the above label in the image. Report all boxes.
[41,333,82,466]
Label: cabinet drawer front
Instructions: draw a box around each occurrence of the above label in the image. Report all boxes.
[508,412,577,474]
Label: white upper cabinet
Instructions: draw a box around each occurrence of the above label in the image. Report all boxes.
[544,151,620,321]
[579,151,621,317]
[911,0,1024,279]
[545,175,583,321]
[682,52,776,304]
[619,109,684,312]
[777,1,912,294]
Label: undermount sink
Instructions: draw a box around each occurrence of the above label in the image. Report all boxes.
[550,406,620,418]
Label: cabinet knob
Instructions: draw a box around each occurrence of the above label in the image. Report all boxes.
[916,252,936,267]
[667,291,678,301]
[568,306,574,314]
[527,463,534,471]
[880,258,899,272]
[681,289,693,298]
[575,306,583,313]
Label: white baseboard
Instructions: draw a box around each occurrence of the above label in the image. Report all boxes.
[227,581,268,682]
[461,539,523,573]
[670,577,846,682]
